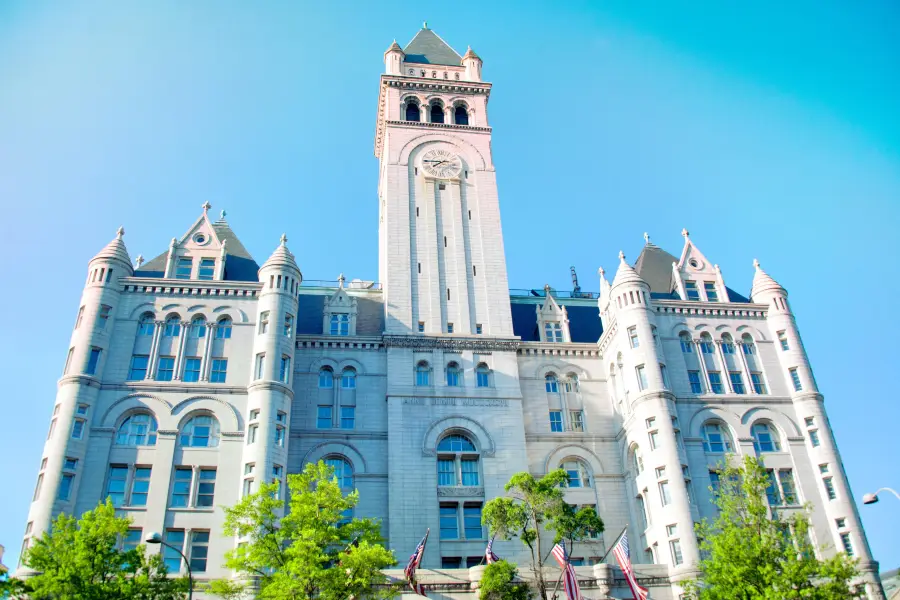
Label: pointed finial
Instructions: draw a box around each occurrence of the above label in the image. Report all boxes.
[618,250,626,263]
[280,233,288,245]
[681,228,690,238]
[543,284,551,295]
[338,273,346,287]
[219,209,227,220]
[715,264,721,273]
[135,254,144,267]
[643,232,650,245]
[598,266,606,278]
[753,258,761,270]
[423,20,428,29]
[202,201,211,213]
[116,226,125,239]
[170,237,177,248]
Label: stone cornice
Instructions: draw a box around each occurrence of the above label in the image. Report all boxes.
[385,120,491,133]
[120,277,262,298]
[246,381,294,397]
[383,335,520,352]
[296,336,385,351]
[516,343,600,358]
[652,300,768,318]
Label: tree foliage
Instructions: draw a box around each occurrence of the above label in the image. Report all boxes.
[209,460,397,600]
[483,469,604,600]
[12,500,189,600]
[479,560,531,600]
[683,455,862,600]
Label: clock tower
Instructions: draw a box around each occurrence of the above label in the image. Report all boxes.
[375,25,513,337]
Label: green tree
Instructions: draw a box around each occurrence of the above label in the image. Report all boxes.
[683,455,861,600]
[13,500,189,599]
[482,470,604,600]
[208,460,397,600]
[479,560,531,600]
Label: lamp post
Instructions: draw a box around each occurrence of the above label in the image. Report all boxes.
[862,487,900,505]
[145,532,192,599]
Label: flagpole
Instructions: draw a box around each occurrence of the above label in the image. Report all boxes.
[598,526,628,565]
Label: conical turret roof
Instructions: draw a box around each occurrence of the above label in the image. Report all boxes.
[611,251,644,288]
[750,259,785,300]
[261,234,301,274]
[92,227,133,269]
[462,46,481,61]
[385,40,404,55]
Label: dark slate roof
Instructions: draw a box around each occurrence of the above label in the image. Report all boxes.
[634,243,678,294]
[403,28,462,66]
[133,220,261,282]
[510,301,603,344]
[296,292,385,336]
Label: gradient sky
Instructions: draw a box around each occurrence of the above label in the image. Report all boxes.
[1,0,898,571]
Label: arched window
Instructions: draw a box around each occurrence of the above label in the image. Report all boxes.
[631,445,644,474]
[319,367,334,388]
[138,313,155,336]
[164,315,181,337]
[476,363,491,388]
[446,362,461,387]
[741,333,756,355]
[751,422,782,453]
[430,103,444,123]
[699,333,715,354]
[651,326,660,347]
[636,494,649,529]
[341,368,357,389]
[545,373,559,393]
[561,459,592,488]
[437,433,479,486]
[722,334,735,354]
[190,316,207,338]
[116,413,158,446]
[405,102,420,122]
[701,421,734,453]
[325,456,354,489]
[679,332,693,353]
[215,316,232,339]
[180,414,220,448]
[416,361,430,386]
[454,105,469,125]
[564,373,579,393]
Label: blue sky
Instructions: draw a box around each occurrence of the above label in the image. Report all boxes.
[1,0,898,571]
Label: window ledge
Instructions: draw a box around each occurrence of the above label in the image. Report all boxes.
[437,486,484,498]
[167,507,216,513]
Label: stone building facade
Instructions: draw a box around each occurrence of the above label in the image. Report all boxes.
[18,25,884,599]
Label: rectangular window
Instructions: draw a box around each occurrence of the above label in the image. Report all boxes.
[190,531,210,572]
[210,358,228,383]
[196,469,216,507]
[275,425,285,446]
[545,322,563,343]
[685,280,700,300]
[242,478,253,497]
[463,504,483,539]
[255,353,265,380]
[75,306,85,329]
[171,467,192,507]
[840,533,854,556]
[418,321,425,333]
[276,411,286,424]
[58,473,75,500]
[688,371,702,393]
[636,365,648,391]
[779,470,798,505]
[175,258,192,279]
[819,464,829,474]
[259,311,270,334]
[836,518,846,529]
[461,459,479,486]
[106,465,128,506]
[703,282,718,302]
[655,466,666,479]
[33,473,44,500]
[765,470,781,505]
[659,481,672,506]
[128,355,149,380]
[476,324,483,334]
[438,459,456,486]
[778,331,789,350]
[789,368,802,391]
[824,477,836,500]
[660,364,670,388]
[649,430,659,450]
[442,557,462,569]
[709,471,721,496]
[86,347,102,375]
[729,372,745,394]
[810,430,821,447]
[549,410,563,432]
[163,530,185,572]
[708,372,723,394]
[340,407,355,429]
[447,322,454,334]
[197,258,215,280]
[804,417,815,427]
[125,466,152,507]
[72,418,85,439]
[64,347,74,374]
[47,419,56,440]
[247,424,258,444]
[680,337,693,353]
[249,409,259,421]
[123,528,142,552]
[64,457,78,470]
[317,406,332,429]
[628,326,639,348]
[751,372,767,394]
[280,355,291,383]
[570,410,585,432]
[183,358,201,382]
[440,503,459,539]
[670,539,684,565]
[646,417,656,429]
[97,305,112,329]
[284,314,294,337]
[156,356,175,381]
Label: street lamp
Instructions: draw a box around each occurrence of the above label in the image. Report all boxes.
[145,531,192,599]
[862,487,900,505]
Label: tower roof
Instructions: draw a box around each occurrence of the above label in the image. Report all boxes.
[261,234,301,274]
[750,259,785,299]
[634,242,678,294]
[611,251,645,288]
[403,26,462,66]
[92,227,133,268]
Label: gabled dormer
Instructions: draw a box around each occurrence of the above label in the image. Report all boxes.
[536,285,571,343]
[323,274,358,336]
[672,229,728,302]
[133,203,260,282]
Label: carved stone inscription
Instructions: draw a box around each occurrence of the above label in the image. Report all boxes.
[401,398,509,408]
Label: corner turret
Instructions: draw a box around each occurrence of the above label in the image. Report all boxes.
[462,46,482,82]
[384,40,405,75]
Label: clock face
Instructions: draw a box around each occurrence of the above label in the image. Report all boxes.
[421,149,463,179]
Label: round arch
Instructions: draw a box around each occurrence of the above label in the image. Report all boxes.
[128,302,158,319]
[422,415,495,458]
[740,406,802,437]
[687,405,742,439]
[301,441,368,473]
[171,396,241,432]
[100,393,172,429]
[397,133,488,170]
[543,444,605,476]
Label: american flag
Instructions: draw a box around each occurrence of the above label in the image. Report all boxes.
[404,530,430,596]
[612,532,649,600]
[485,535,500,565]
[550,543,582,600]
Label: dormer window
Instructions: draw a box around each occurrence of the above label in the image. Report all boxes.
[323,281,358,337]
[175,258,192,280]
[536,287,571,343]
[703,281,718,302]
[684,280,700,300]
[198,258,216,280]
[545,322,563,343]
[330,315,349,336]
